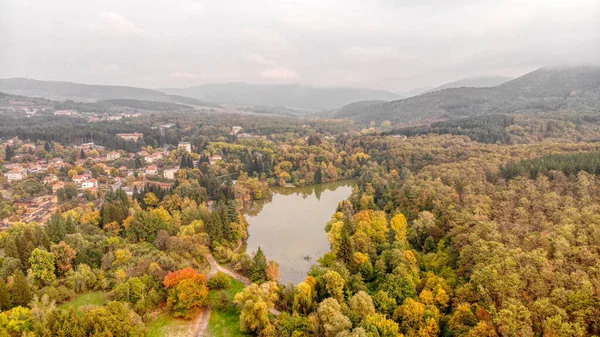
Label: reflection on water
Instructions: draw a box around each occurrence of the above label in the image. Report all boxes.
[242,180,355,284]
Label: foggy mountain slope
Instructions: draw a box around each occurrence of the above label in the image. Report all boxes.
[426,76,513,93]
[0,78,194,104]
[333,66,600,126]
[160,83,402,110]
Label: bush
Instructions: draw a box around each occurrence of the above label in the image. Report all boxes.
[207,271,231,290]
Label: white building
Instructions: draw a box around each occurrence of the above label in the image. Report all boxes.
[116,133,143,141]
[178,142,192,153]
[163,167,179,180]
[81,179,98,190]
[106,151,121,161]
[4,168,27,182]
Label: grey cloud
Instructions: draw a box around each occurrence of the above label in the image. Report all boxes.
[1,0,599,91]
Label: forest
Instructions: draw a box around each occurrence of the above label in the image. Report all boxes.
[0,107,600,337]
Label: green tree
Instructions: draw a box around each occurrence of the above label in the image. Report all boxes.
[0,278,11,310]
[349,291,375,322]
[11,270,32,306]
[29,248,56,285]
[317,298,352,337]
[4,145,14,161]
[250,247,268,283]
[324,270,345,303]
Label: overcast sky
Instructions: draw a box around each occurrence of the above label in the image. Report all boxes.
[1,0,599,91]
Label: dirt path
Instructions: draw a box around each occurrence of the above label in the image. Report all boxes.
[193,250,281,337]
[191,306,212,337]
[206,254,281,316]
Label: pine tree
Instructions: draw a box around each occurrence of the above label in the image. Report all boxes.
[80,149,86,159]
[45,213,67,243]
[250,247,268,283]
[0,278,11,310]
[338,226,355,264]
[44,141,51,152]
[5,145,14,161]
[314,167,323,184]
[12,270,32,306]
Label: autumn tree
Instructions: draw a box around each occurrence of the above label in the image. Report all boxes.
[29,248,56,285]
[163,268,209,318]
[51,241,77,276]
[234,282,279,336]
[266,261,281,282]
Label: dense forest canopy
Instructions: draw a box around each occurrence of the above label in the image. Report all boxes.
[1,74,600,336]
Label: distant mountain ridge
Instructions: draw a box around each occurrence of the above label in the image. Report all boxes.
[160,83,402,111]
[0,78,178,103]
[426,76,512,93]
[332,66,600,125]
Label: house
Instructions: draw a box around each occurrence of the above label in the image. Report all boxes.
[231,126,242,135]
[27,163,43,173]
[209,155,222,165]
[49,158,66,168]
[4,168,27,182]
[72,175,86,185]
[52,181,65,194]
[116,133,143,141]
[81,179,98,190]
[163,167,179,180]
[145,165,158,176]
[144,152,163,163]
[106,151,121,161]
[178,142,192,153]
[43,175,58,185]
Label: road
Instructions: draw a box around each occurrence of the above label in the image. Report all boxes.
[194,254,280,337]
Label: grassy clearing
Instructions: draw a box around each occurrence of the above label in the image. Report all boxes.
[207,278,250,337]
[146,312,195,337]
[58,292,106,311]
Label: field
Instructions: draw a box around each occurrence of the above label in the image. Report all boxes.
[146,312,196,337]
[58,292,106,311]
[207,278,250,337]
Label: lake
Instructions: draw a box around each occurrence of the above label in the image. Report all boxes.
[243,180,355,284]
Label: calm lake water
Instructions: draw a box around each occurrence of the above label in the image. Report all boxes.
[243,180,355,284]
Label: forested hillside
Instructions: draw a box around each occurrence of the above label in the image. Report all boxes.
[333,67,600,126]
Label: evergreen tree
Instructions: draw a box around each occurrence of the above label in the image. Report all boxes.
[0,278,11,310]
[338,226,355,264]
[44,141,51,152]
[4,145,14,161]
[250,247,268,283]
[45,213,67,243]
[314,167,323,184]
[12,270,32,306]
[80,148,85,159]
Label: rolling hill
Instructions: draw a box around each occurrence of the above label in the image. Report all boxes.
[160,83,402,111]
[426,76,512,93]
[0,78,220,108]
[332,67,600,126]
[0,78,175,102]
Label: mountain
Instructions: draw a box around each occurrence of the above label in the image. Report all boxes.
[160,83,402,111]
[0,78,204,105]
[426,76,512,93]
[332,67,600,126]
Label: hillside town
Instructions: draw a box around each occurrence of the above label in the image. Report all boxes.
[0,138,229,228]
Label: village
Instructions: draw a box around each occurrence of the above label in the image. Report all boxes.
[0,134,229,229]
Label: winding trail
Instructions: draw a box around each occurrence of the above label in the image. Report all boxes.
[194,253,281,337]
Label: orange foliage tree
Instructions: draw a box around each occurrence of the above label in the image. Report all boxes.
[163,268,209,318]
